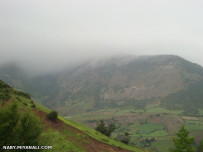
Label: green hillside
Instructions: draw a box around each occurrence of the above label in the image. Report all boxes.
[0,80,145,152]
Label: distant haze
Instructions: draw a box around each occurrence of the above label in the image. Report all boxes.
[1,0,203,73]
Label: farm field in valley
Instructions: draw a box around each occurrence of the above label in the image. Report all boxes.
[69,105,203,152]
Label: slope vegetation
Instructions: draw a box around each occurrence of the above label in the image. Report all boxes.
[0,80,145,152]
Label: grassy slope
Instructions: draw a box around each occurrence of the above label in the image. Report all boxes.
[0,80,145,152]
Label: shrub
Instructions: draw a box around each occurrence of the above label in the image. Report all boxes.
[31,104,36,108]
[117,132,130,144]
[95,120,115,137]
[47,111,58,122]
[23,102,28,106]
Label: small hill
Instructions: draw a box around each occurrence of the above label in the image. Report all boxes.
[0,80,145,152]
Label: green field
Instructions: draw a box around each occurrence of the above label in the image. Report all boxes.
[70,106,203,152]
[184,119,203,130]
[151,140,173,152]
[145,106,182,114]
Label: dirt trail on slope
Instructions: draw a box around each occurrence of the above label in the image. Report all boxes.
[34,109,133,152]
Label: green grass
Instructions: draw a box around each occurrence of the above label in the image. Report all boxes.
[40,130,86,152]
[114,108,144,114]
[59,116,145,152]
[37,105,145,151]
[117,122,168,138]
[151,140,173,152]
[190,130,203,138]
[128,123,140,131]
[184,120,203,130]
[132,130,168,138]
[185,124,203,130]
[137,123,164,134]
[147,130,168,137]
[33,104,145,151]
[145,107,182,114]
[199,109,203,115]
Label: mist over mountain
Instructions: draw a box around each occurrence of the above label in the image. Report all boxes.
[1,55,203,114]
[1,0,203,74]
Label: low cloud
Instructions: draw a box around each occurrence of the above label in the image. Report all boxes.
[1,0,203,73]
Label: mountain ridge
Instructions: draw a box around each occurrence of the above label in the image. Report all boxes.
[1,55,203,113]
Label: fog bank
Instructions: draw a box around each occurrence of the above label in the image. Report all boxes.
[1,0,203,73]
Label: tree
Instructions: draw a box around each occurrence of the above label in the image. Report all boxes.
[0,103,42,152]
[47,110,58,122]
[0,103,19,147]
[95,120,115,137]
[96,120,106,135]
[106,123,116,137]
[117,132,130,144]
[198,139,203,152]
[169,126,195,152]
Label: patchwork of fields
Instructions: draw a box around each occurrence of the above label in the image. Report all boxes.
[69,105,203,152]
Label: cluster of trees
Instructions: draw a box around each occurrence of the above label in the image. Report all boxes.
[0,103,42,152]
[95,120,115,137]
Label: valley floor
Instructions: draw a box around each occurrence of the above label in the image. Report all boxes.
[67,106,203,152]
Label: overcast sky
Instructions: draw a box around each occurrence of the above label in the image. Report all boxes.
[0,0,203,72]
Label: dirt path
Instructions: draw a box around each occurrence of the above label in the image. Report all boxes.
[34,109,132,152]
